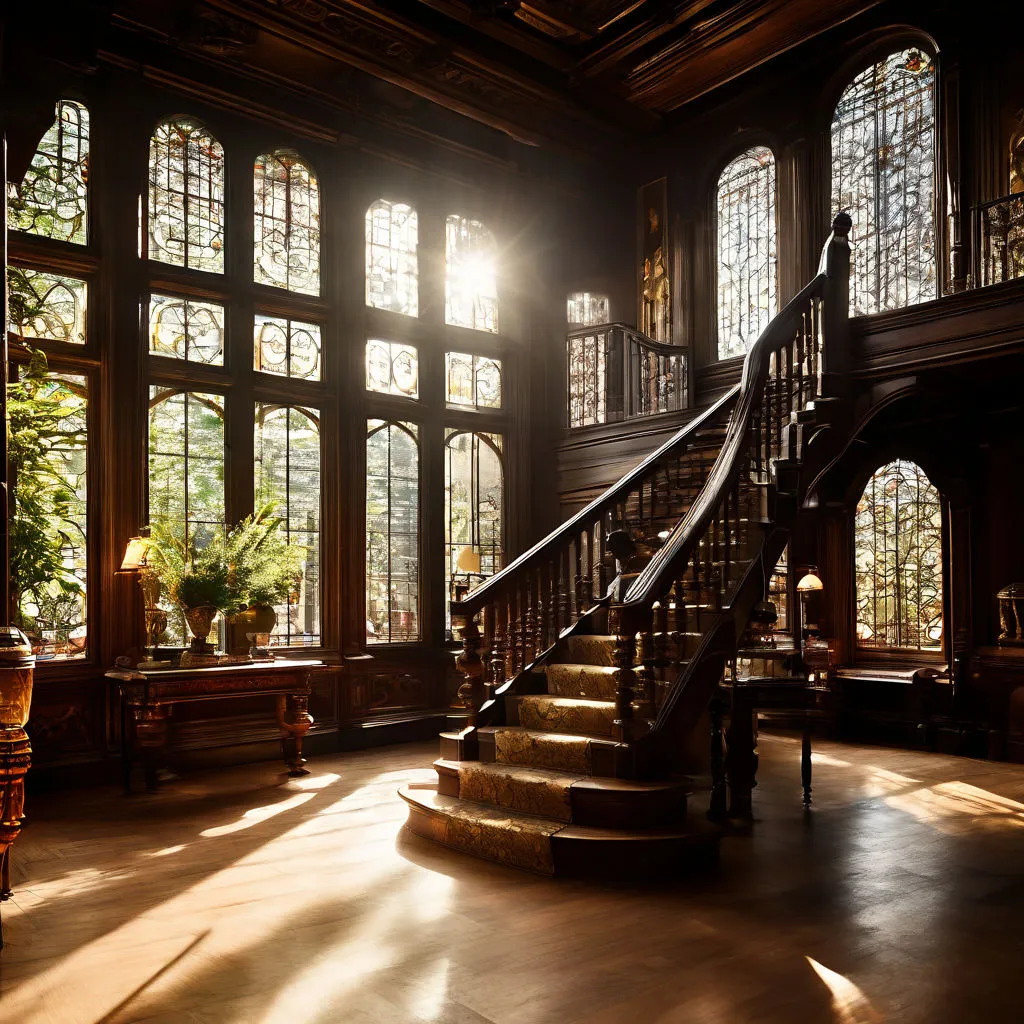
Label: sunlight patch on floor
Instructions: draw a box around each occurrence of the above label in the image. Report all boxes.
[886,781,1024,835]
[807,956,883,1023]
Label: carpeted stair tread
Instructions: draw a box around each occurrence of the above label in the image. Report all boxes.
[546,662,619,699]
[517,694,617,738]
[399,784,560,874]
[435,758,583,821]
[490,726,603,773]
[565,635,618,666]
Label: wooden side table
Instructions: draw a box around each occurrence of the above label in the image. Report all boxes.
[106,659,326,793]
[723,675,832,818]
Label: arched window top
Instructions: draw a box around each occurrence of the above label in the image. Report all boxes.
[148,116,226,274]
[365,198,418,316]
[254,149,320,296]
[445,214,498,333]
[716,145,777,360]
[8,99,90,244]
[831,47,937,315]
[855,458,943,651]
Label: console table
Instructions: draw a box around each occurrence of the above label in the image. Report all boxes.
[107,659,326,793]
[723,675,833,818]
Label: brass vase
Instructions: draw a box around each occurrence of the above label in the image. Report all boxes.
[183,604,218,653]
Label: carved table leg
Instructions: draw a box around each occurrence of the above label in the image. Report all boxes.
[277,694,314,777]
[0,727,31,949]
[801,723,813,807]
[708,690,728,822]
[133,705,169,792]
[726,696,757,820]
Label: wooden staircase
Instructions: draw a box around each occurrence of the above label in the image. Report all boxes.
[400,214,854,875]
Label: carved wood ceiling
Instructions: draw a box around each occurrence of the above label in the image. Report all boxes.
[108,0,883,152]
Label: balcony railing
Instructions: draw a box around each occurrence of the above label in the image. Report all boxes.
[566,323,687,429]
[978,193,1024,287]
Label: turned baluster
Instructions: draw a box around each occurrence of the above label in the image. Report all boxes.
[546,558,557,648]
[652,599,669,710]
[534,562,547,654]
[510,587,523,676]
[581,529,593,609]
[522,571,535,663]
[455,614,487,729]
[557,546,570,633]
[670,577,687,665]
[613,628,638,743]
[573,534,583,613]
[491,600,507,689]
[636,618,655,718]
[480,605,495,702]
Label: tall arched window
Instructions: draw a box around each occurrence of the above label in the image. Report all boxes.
[855,459,943,650]
[255,405,322,647]
[148,117,225,273]
[254,150,320,295]
[716,146,777,360]
[444,430,503,626]
[366,420,420,643]
[832,48,937,315]
[365,199,418,316]
[445,215,498,333]
[8,99,89,244]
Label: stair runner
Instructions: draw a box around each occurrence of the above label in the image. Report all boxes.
[399,634,718,875]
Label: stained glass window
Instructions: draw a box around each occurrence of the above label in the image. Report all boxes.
[255,405,322,647]
[365,200,418,316]
[148,118,225,273]
[832,48,936,315]
[445,215,498,332]
[149,294,225,365]
[445,352,502,409]
[855,459,943,650]
[254,315,322,381]
[366,420,420,643]
[147,388,225,547]
[366,340,418,398]
[8,267,87,345]
[254,151,320,295]
[8,99,89,244]
[717,146,777,360]
[444,430,503,627]
[9,367,88,660]
[567,292,610,327]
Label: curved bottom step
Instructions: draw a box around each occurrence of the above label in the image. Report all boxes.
[399,784,720,878]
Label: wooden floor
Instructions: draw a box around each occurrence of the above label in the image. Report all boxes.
[2,733,1024,1023]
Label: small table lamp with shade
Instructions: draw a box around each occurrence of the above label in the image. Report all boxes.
[117,536,170,669]
[796,568,824,659]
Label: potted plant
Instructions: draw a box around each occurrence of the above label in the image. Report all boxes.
[224,504,306,650]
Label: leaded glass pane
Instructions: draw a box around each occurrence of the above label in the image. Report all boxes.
[365,340,418,398]
[567,333,607,427]
[445,215,498,333]
[716,146,777,360]
[148,118,225,273]
[445,352,502,409]
[254,315,322,381]
[831,48,936,315]
[254,151,320,296]
[365,200,418,316]
[7,99,89,244]
[366,420,420,643]
[8,267,87,345]
[855,459,943,650]
[567,292,610,327]
[9,368,88,660]
[444,430,503,631]
[255,406,322,647]
[149,294,225,365]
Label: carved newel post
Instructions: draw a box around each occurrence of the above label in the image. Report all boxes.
[455,614,487,727]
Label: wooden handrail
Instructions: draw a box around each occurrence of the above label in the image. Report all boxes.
[566,322,686,358]
[452,385,738,616]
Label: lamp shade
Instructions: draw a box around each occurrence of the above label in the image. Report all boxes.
[456,546,481,573]
[120,536,151,571]
[797,571,824,593]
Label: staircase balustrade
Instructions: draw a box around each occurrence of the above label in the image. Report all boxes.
[566,323,687,427]
[977,193,1024,286]
[452,213,852,771]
